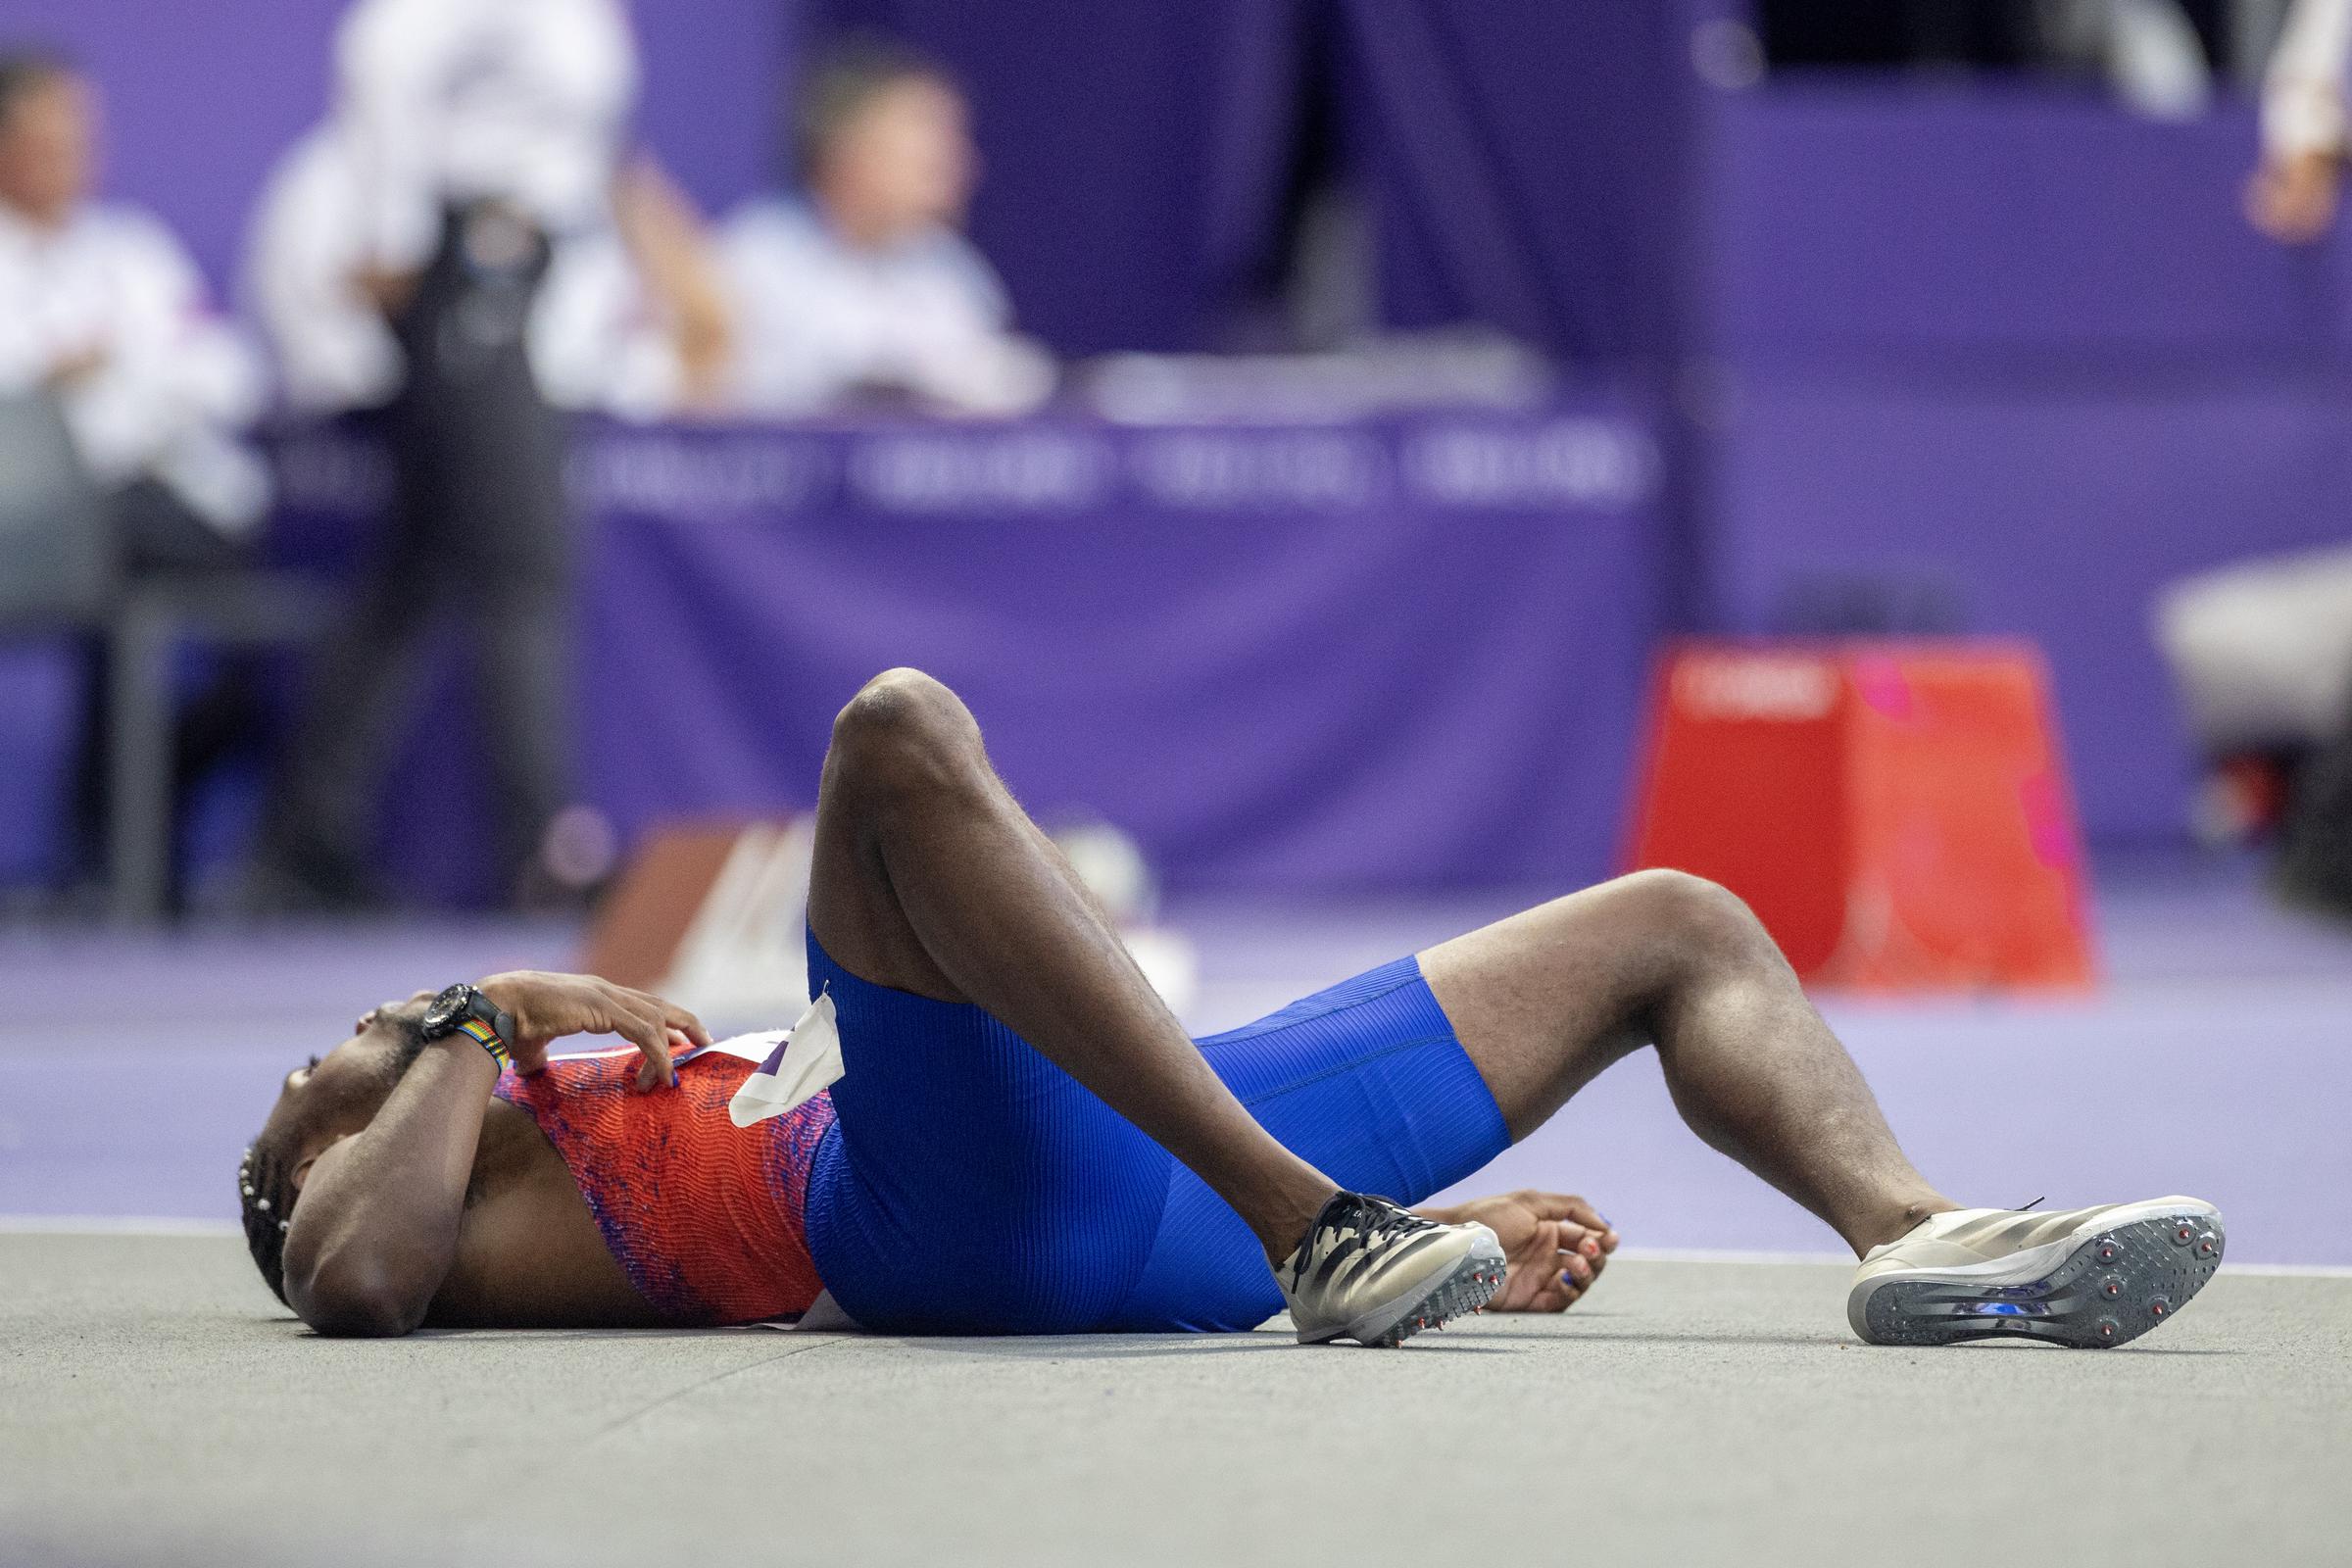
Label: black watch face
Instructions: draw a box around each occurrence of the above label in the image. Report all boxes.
[421,984,471,1035]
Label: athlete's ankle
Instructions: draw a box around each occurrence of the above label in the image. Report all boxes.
[1254,1182,1343,1267]
[1849,1196,1963,1257]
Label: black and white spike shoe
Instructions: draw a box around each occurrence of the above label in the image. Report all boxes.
[1848,1197,2225,1348]
[1275,1191,1506,1348]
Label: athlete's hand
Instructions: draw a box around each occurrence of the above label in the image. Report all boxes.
[2248,147,2344,244]
[476,971,713,1092]
[1418,1190,1618,1313]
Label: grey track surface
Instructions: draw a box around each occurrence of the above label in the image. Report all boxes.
[4,1235,2346,1568]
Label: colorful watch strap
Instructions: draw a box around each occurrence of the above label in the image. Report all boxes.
[456,1012,511,1067]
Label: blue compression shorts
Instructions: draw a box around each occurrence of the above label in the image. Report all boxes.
[800,932,1512,1335]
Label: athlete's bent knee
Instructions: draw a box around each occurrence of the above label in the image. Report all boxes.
[1616,868,1773,963]
[829,668,984,796]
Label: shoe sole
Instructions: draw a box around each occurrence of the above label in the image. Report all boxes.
[1298,1234,1509,1348]
[1854,1207,2225,1348]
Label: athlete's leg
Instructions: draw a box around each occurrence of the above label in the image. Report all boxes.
[807,668,1336,1260]
[1418,870,1956,1256]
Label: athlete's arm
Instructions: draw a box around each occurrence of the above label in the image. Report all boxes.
[1416,1190,1619,1313]
[284,973,711,1336]
[284,1029,499,1335]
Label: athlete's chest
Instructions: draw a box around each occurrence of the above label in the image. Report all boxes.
[425,1101,663,1328]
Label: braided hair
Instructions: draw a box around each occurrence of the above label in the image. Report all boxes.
[237,1012,429,1304]
[237,1134,300,1305]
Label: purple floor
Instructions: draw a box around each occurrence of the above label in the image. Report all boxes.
[3,854,2346,1264]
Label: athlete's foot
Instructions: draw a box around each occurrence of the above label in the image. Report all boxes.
[1848,1196,2225,1348]
[1276,1191,1506,1348]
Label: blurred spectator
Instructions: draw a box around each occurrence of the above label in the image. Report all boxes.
[0,54,269,555]
[246,123,729,419]
[0,50,270,899]
[717,37,1053,417]
[2249,0,2352,240]
[2043,0,2218,116]
[251,0,646,911]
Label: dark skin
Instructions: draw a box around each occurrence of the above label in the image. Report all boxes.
[268,667,1959,1337]
[267,989,1617,1334]
[270,977,705,1334]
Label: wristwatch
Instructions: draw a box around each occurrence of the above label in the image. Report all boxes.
[419,983,516,1069]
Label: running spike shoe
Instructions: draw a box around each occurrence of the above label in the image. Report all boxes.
[1848,1197,2224,1348]
[1276,1191,1506,1348]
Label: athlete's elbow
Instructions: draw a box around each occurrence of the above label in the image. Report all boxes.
[286,1247,433,1337]
[295,1270,427,1337]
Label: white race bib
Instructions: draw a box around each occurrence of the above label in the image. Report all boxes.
[725,991,846,1128]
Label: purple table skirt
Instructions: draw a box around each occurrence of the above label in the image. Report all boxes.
[0,401,1666,901]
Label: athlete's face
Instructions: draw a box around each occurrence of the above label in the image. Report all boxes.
[262,993,435,1179]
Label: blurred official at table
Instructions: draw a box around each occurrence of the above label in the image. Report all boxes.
[0,51,270,898]
[252,0,662,910]
[718,37,1053,417]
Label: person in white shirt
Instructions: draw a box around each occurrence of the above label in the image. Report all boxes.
[0,54,269,550]
[718,38,1053,417]
[0,50,272,901]
[254,0,679,912]
[331,0,634,288]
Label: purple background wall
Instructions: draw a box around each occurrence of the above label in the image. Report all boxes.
[1700,83,2352,842]
[331,407,1662,903]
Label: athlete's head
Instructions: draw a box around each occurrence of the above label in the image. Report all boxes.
[236,993,435,1303]
[0,51,94,226]
[794,35,974,246]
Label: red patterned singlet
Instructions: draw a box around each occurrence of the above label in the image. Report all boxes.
[494,1049,836,1325]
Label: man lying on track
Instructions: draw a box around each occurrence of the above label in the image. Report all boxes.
[238,668,2225,1348]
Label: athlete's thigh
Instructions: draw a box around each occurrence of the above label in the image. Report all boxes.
[806,717,967,1004]
[1415,875,1694,1140]
[804,936,1173,1335]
